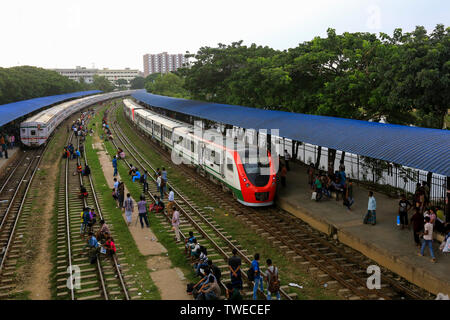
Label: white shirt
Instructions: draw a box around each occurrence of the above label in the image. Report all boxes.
[423,222,433,241]
[172,210,180,226]
[157,176,162,187]
[168,191,174,201]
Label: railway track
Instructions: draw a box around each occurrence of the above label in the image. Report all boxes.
[54,109,135,300]
[0,148,45,298]
[106,106,296,300]
[112,102,433,300]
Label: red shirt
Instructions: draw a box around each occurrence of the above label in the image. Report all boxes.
[105,240,116,253]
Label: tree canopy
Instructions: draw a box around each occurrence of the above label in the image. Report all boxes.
[130,76,145,89]
[144,72,189,99]
[92,75,114,93]
[176,25,449,129]
[0,66,91,105]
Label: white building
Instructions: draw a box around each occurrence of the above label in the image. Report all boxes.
[52,66,97,84]
[52,66,140,87]
[97,68,140,84]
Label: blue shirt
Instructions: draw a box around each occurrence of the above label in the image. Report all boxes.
[162,171,167,181]
[188,236,196,244]
[112,157,117,167]
[135,171,141,178]
[368,196,376,210]
[88,236,99,248]
[251,260,260,279]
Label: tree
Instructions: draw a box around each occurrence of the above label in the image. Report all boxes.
[130,76,145,89]
[92,75,114,92]
[145,73,189,98]
[0,66,90,105]
[115,79,128,86]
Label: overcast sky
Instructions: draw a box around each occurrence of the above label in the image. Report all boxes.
[0,0,448,71]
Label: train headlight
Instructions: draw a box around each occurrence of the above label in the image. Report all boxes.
[243,178,247,182]
[272,176,276,180]
[246,183,250,188]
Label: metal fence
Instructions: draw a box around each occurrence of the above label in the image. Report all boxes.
[281,139,447,208]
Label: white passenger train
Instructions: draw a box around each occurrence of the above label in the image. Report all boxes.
[123,99,277,206]
[21,91,134,147]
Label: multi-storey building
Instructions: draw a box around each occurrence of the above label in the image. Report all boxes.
[96,68,140,84]
[52,66,97,84]
[51,66,140,87]
[143,52,187,77]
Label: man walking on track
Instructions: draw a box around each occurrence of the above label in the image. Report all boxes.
[266,258,280,300]
[172,206,180,243]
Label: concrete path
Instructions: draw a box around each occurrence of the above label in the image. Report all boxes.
[277,161,449,295]
[0,147,19,173]
[93,139,191,300]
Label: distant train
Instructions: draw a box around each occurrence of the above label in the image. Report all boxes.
[123,99,277,207]
[21,91,135,147]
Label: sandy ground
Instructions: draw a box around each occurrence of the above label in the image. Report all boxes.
[24,126,71,299]
[94,137,191,300]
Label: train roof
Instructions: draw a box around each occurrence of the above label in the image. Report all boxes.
[0,90,101,127]
[134,107,192,130]
[21,97,91,125]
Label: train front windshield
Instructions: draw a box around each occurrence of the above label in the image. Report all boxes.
[243,160,271,187]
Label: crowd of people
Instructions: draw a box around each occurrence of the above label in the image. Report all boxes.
[278,153,449,264]
[186,236,281,301]
[0,132,15,159]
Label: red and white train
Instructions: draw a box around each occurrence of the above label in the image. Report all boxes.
[123,99,277,206]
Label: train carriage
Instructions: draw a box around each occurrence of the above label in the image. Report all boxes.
[21,91,135,147]
[123,98,277,206]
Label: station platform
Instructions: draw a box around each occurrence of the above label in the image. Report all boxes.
[0,147,19,174]
[276,161,449,296]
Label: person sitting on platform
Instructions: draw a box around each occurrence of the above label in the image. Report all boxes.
[330,176,344,201]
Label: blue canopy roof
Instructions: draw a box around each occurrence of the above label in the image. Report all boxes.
[132,91,450,176]
[0,90,101,127]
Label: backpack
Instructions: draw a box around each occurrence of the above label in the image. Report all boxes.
[212,264,222,282]
[199,245,207,256]
[267,267,280,293]
[247,267,255,281]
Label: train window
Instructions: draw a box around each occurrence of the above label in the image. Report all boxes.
[214,151,221,165]
[22,129,25,133]
[31,130,36,136]
[227,158,234,172]
[191,141,194,152]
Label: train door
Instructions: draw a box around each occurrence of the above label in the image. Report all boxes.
[225,153,235,184]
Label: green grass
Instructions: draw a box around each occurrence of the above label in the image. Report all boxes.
[85,105,161,299]
[97,107,200,285]
[113,104,340,300]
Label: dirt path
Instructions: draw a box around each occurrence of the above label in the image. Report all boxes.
[23,123,70,299]
[93,137,191,300]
